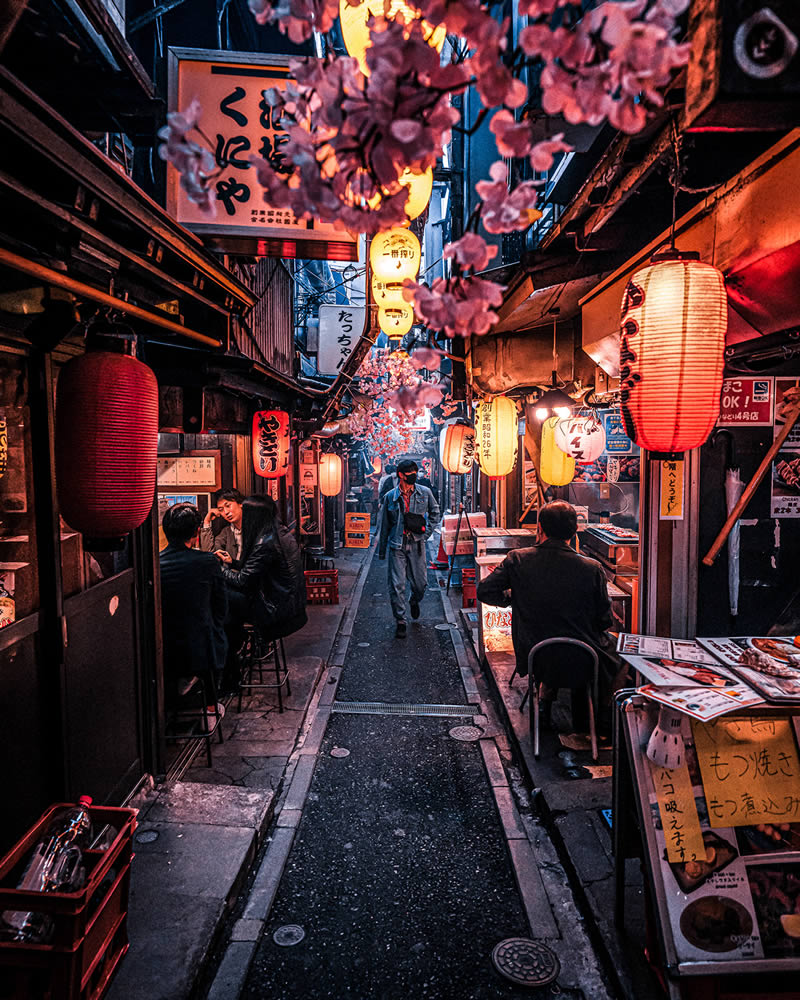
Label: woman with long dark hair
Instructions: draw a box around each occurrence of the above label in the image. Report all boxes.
[217,495,307,640]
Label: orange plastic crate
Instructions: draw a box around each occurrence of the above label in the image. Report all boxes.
[0,804,137,1000]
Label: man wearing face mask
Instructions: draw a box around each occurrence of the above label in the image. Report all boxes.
[378,459,440,638]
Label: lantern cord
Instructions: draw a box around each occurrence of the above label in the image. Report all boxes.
[668,118,683,251]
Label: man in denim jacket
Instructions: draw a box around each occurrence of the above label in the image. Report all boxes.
[378,459,440,637]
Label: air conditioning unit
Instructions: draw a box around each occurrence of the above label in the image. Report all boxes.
[685,0,800,130]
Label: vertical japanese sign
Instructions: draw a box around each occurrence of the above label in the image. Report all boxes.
[167,48,357,260]
[659,459,684,519]
[650,761,705,863]
[317,304,366,375]
[771,378,800,517]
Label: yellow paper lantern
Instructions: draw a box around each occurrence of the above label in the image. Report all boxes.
[319,453,343,497]
[378,304,414,339]
[398,167,433,222]
[440,421,475,475]
[371,277,406,307]
[476,396,518,480]
[340,0,446,76]
[370,228,421,283]
[540,416,575,486]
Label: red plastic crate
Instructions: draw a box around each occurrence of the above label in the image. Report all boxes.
[305,569,339,605]
[0,803,137,1000]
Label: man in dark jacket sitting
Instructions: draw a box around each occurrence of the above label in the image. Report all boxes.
[476,501,622,735]
[160,502,228,706]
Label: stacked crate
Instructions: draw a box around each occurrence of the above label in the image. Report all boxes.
[304,569,339,604]
[344,513,370,548]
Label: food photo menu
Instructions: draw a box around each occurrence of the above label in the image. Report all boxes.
[633,711,800,970]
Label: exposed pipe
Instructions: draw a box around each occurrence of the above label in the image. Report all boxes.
[0,247,222,348]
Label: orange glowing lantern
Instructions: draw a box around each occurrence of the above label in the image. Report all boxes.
[319,453,343,497]
[440,421,475,475]
[620,251,727,455]
[340,0,446,76]
[554,416,606,464]
[476,397,517,479]
[252,410,290,478]
[540,416,575,486]
[372,278,406,307]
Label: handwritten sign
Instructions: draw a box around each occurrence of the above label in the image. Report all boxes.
[167,48,357,260]
[692,717,800,827]
[651,761,706,863]
[659,459,684,520]
[318,305,366,375]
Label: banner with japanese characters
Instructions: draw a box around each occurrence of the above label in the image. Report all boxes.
[317,304,366,375]
[167,49,357,261]
[771,378,800,517]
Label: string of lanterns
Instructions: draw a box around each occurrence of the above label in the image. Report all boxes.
[370,227,421,340]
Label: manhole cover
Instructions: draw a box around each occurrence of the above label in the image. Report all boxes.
[357,642,370,647]
[330,746,351,758]
[134,830,159,844]
[273,924,305,947]
[491,938,560,987]
[449,725,482,742]
[435,623,457,631]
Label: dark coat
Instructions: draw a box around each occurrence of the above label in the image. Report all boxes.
[221,520,307,639]
[476,539,614,678]
[159,543,228,682]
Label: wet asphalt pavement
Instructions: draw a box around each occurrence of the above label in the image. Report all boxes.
[240,554,552,999]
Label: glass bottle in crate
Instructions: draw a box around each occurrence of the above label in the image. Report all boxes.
[0,796,93,943]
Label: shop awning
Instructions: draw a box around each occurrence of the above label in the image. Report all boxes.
[580,129,800,375]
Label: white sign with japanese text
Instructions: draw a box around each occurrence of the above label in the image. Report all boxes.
[167,48,357,261]
[317,305,366,375]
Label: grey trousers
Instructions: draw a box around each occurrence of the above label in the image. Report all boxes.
[388,538,428,623]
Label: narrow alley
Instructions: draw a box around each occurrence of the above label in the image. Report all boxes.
[200,546,613,1000]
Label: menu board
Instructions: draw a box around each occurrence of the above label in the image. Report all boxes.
[618,633,718,664]
[622,700,800,975]
[698,637,800,704]
[157,452,221,491]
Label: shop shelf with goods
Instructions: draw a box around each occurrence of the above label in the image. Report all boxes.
[0,803,137,1000]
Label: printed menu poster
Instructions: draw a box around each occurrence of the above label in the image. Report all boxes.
[618,633,719,664]
[697,637,800,704]
[637,682,763,721]
[636,710,800,967]
[771,378,800,517]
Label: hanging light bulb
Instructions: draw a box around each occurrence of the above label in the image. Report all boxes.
[535,406,548,422]
[533,310,575,420]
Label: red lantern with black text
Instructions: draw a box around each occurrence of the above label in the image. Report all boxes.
[252,410,290,478]
[620,252,727,455]
[56,351,159,537]
[319,453,343,496]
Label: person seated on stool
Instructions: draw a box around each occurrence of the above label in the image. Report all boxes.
[160,502,228,717]
[476,500,623,738]
[217,495,308,645]
[200,489,244,563]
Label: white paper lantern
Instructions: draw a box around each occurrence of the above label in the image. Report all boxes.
[554,416,606,464]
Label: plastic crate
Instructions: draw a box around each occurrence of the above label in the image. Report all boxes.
[461,568,477,608]
[305,569,339,604]
[0,804,137,1000]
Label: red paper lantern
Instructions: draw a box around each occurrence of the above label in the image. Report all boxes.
[619,252,727,455]
[56,351,159,537]
[252,410,290,478]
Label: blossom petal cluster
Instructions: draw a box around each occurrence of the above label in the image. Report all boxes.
[385,382,444,413]
[519,0,691,134]
[404,275,505,338]
[476,162,542,234]
[443,232,498,271]
[248,0,339,43]
[157,100,217,214]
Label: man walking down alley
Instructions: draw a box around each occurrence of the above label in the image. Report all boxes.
[378,459,440,638]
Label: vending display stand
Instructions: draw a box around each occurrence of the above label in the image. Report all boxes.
[613,693,800,1000]
[0,803,137,1000]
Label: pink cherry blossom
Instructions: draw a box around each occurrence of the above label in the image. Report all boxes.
[248,0,339,42]
[157,102,217,214]
[443,233,498,272]
[404,275,505,339]
[409,347,444,370]
[476,162,542,234]
[490,110,534,159]
[386,382,444,412]
[529,134,572,172]
[517,0,572,14]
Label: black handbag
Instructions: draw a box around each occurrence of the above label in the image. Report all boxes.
[403,511,426,535]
